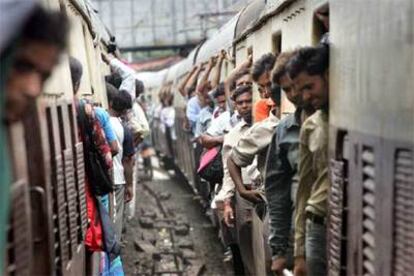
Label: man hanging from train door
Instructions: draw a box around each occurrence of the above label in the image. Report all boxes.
[251,53,277,122]
[215,85,261,275]
[286,45,330,276]
[106,86,136,242]
[263,50,316,275]
[226,82,281,275]
[0,1,69,271]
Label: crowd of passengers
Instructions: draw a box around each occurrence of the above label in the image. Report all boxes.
[1,1,332,275]
[154,10,330,275]
[1,1,155,274]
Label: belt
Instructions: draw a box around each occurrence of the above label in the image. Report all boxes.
[305,211,326,225]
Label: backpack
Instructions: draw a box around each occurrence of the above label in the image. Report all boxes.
[197,146,223,184]
[78,101,114,196]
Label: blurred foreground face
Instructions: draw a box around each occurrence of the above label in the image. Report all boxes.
[5,41,60,122]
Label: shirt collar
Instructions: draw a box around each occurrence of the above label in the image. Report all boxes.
[285,107,302,129]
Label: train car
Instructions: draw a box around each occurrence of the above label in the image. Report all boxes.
[5,0,114,275]
[329,1,414,275]
[140,0,414,275]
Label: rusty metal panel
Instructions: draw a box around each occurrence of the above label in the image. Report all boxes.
[75,143,88,238]
[328,159,346,276]
[54,155,70,268]
[63,148,78,255]
[393,149,414,275]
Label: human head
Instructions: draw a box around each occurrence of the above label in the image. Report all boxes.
[252,53,276,98]
[108,89,132,116]
[135,79,144,98]
[234,68,252,88]
[272,50,302,106]
[69,56,83,94]
[200,92,213,109]
[106,82,118,107]
[231,85,253,125]
[213,83,226,111]
[4,5,69,123]
[269,84,281,107]
[105,72,123,89]
[287,45,329,110]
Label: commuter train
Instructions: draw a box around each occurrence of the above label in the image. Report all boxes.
[5,0,116,275]
[138,0,414,275]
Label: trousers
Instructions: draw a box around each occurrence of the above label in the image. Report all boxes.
[113,184,125,242]
[235,192,269,275]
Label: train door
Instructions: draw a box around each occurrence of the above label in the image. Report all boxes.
[24,101,56,275]
[57,100,86,275]
[5,123,33,275]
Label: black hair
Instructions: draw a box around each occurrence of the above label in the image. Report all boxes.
[252,53,276,81]
[111,89,132,113]
[105,72,123,89]
[69,56,83,94]
[213,82,225,98]
[270,84,281,106]
[231,85,252,101]
[286,45,329,79]
[135,79,144,98]
[106,82,118,104]
[22,6,69,50]
[230,68,251,91]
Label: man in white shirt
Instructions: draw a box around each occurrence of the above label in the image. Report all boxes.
[107,86,136,241]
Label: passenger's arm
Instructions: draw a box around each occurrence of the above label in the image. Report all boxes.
[223,54,252,100]
[199,134,223,149]
[185,65,202,95]
[178,68,196,97]
[264,129,294,274]
[102,52,137,96]
[196,57,215,93]
[211,51,225,89]
[122,155,135,203]
[294,138,313,259]
[109,141,119,156]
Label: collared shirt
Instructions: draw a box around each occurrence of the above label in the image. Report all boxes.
[294,110,330,257]
[265,108,302,257]
[160,106,176,140]
[110,58,137,100]
[110,116,125,185]
[186,95,202,128]
[194,106,213,138]
[206,111,240,137]
[231,110,279,181]
[215,120,256,202]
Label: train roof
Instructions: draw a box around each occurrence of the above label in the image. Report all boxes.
[234,0,266,41]
[195,13,240,65]
[136,69,168,89]
[68,0,113,46]
[234,0,296,44]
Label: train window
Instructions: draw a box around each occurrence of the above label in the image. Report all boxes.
[272,32,282,55]
[312,4,329,45]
